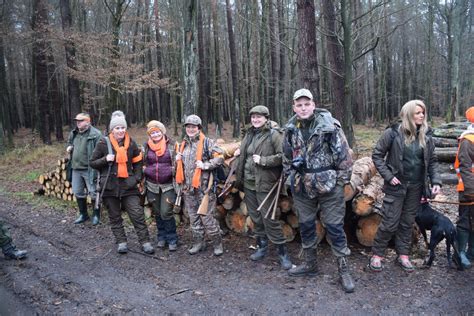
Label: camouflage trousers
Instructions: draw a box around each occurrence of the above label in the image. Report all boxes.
[244,188,286,244]
[183,190,220,239]
[0,220,12,248]
[293,184,351,257]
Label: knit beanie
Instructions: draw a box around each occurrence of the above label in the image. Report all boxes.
[466,107,474,123]
[147,120,166,135]
[109,111,127,131]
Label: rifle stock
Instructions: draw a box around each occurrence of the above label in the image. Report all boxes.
[197,173,214,215]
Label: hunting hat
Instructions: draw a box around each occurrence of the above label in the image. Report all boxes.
[109,110,127,131]
[293,88,313,100]
[73,113,91,122]
[184,114,202,127]
[466,107,474,123]
[147,120,166,135]
[249,105,270,117]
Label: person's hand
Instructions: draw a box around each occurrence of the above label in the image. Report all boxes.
[390,177,401,186]
[252,155,261,165]
[66,146,73,153]
[431,185,441,197]
[196,160,204,169]
[234,148,240,157]
[106,154,115,162]
[176,153,182,161]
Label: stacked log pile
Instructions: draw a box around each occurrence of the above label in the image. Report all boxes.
[37,158,76,201]
[432,121,470,184]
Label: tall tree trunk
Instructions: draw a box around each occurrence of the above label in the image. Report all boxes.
[47,53,64,141]
[0,32,13,148]
[211,0,223,137]
[59,0,81,123]
[341,0,354,146]
[277,0,287,122]
[226,0,240,137]
[268,0,280,123]
[296,0,320,99]
[32,0,51,144]
[182,0,198,118]
[196,2,208,133]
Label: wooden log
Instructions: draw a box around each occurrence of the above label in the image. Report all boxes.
[280,221,296,242]
[225,209,248,234]
[64,181,71,188]
[440,173,458,185]
[246,216,254,232]
[316,220,326,245]
[432,136,458,148]
[38,174,46,184]
[61,170,67,180]
[344,156,377,201]
[435,147,457,163]
[238,191,245,200]
[356,213,382,247]
[222,194,235,210]
[215,205,227,221]
[278,196,293,213]
[217,142,241,159]
[352,174,384,216]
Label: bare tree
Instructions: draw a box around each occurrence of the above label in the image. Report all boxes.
[226,0,240,137]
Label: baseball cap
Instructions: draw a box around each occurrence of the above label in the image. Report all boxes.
[293,89,313,100]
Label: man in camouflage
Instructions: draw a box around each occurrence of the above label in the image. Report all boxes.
[0,220,27,260]
[283,88,355,293]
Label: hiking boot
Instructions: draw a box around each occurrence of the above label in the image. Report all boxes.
[288,247,318,277]
[157,240,166,248]
[397,255,415,272]
[74,198,89,224]
[168,243,178,252]
[213,236,224,256]
[368,255,383,272]
[188,238,206,255]
[338,257,355,293]
[250,237,268,261]
[2,243,27,260]
[117,242,128,254]
[91,206,100,226]
[142,242,155,254]
[277,244,292,270]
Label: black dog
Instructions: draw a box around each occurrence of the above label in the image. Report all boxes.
[415,202,461,269]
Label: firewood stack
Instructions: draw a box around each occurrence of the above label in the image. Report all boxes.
[37,157,76,202]
[432,121,470,185]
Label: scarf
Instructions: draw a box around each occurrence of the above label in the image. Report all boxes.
[109,132,130,178]
[176,132,205,188]
[147,137,166,157]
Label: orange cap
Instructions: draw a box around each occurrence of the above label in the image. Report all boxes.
[466,107,474,123]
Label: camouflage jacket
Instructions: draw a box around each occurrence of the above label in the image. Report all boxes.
[283,109,353,198]
[180,134,224,193]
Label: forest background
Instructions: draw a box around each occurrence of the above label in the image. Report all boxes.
[0,0,473,151]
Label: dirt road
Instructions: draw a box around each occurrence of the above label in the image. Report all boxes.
[1,191,473,314]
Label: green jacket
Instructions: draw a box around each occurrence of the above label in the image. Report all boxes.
[67,125,103,187]
[235,121,283,193]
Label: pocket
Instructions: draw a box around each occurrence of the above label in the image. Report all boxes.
[381,196,396,218]
[303,170,337,197]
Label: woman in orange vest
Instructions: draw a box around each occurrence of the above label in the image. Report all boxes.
[175,115,225,256]
[454,106,474,269]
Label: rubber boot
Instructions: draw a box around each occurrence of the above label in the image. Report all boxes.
[467,232,474,261]
[117,242,128,254]
[2,243,27,260]
[188,237,206,255]
[250,237,268,261]
[288,247,318,277]
[91,205,100,226]
[142,242,155,254]
[213,235,224,256]
[338,257,355,293]
[457,228,472,269]
[74,198,89,224]
[277,244,292,270]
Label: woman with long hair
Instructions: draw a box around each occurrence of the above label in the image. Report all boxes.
[369,100,441,272]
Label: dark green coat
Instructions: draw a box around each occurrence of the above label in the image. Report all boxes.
[235,121,283,193]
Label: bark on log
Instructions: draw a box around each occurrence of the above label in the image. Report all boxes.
[225,210,248,234]
[286,213,299,229]
[435,147,457,163]
[280,221,295,242]
[278,196,293,213]
[432,137,458,148]
[356,213,382,247]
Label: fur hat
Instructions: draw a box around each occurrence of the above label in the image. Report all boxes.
[109,111,127,131]
[466,107,474,123]
[147,120,166,135]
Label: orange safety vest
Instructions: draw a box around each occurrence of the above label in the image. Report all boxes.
[454,134,474,192]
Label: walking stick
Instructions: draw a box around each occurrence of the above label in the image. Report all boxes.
[265,175,283,220]
[256,181,279,212]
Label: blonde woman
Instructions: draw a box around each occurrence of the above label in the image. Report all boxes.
[369,100,441,272]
